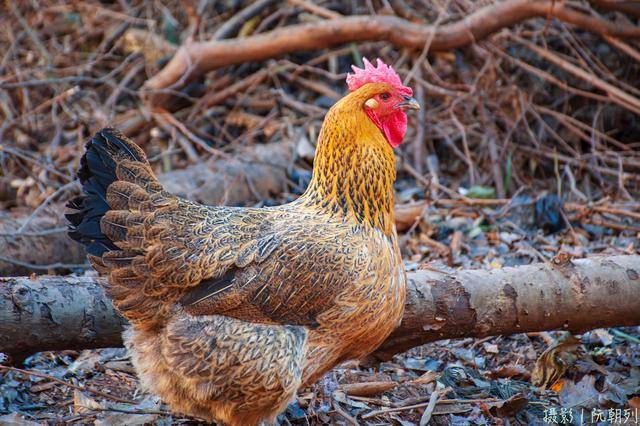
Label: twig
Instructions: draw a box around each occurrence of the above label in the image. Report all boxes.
[17,181,79,233]
[609,328,640,344]
[213,0,277,40]
[287,0,342,19]
[534,104,632,152]
[582,218,640,233]
[0,365,136,404]
[590,0,640,19]
[565,204,640,221]
[155,110,230,160]
[449,110,476,185]
[7,0,52,68]
[363,391,479,420]
[190,68,269,115]
[332,401,359,426]
[518,146,640,182]
[79,406,174,417]
[489,44,614,106]
[412,72,426,174]
[513,35,640,115]
[404,0,450,84]
[603,35,640,63]
[420,386,443,426]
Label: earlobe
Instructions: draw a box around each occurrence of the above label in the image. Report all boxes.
[365,98,379,109]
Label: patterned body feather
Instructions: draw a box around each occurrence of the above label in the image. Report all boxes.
[67,82,406,425]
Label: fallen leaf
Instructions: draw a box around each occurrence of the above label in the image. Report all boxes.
[592,329,614,346]
[95,412,159,426]
[550,378,566,392]
[332,391,370,409]
[395,203,426,232]
[491,393,529,417]
[482,343,499,354]
[450,230,463,255]
[411,370,440,385]
[295,133,316,161]
[489,260,502,269]
[460,185,496,199]
[95,397,162,426]
[121,28,176,64]
[74,390,104,413]
[68,350,102,375]
[389,413,417,426]
[559,375,600,410]
[103,360,136,375]
[532,335,580,389]
[488,364,531,380]
[433,403,473,415]
[403,357,442,372]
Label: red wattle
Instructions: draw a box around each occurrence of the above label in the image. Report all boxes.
[366,109,407,148]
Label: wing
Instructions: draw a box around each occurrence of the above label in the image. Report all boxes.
[67,129,281,327]
[180,213,392,327]
[96,192,283,326]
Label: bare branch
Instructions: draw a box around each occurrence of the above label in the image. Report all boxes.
[144,0,640,106]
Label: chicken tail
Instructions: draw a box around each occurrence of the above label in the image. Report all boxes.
[67,129,154,255]
[67,128,169,328]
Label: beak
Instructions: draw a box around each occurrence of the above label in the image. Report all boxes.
[396,96,421,111]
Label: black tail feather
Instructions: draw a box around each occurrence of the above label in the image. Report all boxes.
[66,128,147,257]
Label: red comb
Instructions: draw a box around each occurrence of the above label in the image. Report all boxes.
[346,58,412,96]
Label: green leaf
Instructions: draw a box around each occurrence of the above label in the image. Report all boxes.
[504,152,512,192]
[350,44,363,68]
[465,185,496,199]
[468,226,483,239]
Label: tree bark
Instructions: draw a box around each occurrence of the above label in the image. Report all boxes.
[144,0,640,106]
[1,255,638,363]
[0,275,126,363]
[373,254,640,361]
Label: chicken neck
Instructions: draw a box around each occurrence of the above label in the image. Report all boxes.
[299,89,397,236]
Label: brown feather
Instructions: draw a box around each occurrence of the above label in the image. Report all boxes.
[70,82,408,425]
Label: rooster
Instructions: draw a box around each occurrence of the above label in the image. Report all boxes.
[67,58,419,425]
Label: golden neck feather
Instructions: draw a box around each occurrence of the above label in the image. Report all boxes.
[301,83,397,235]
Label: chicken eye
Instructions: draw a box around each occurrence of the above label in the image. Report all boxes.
[380,92,391,101]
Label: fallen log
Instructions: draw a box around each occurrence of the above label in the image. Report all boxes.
[0,141,293,276]
[0,213,86,276]
[1,255,638,363]
[373,254,640,361]
[0,275,126,364]
[157,139,292,206]
[144,0,640,106]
